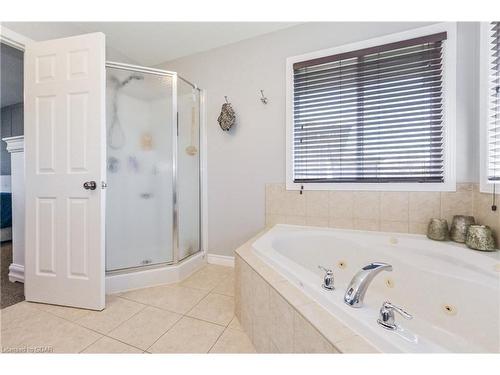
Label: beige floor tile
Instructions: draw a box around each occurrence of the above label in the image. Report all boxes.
[108,306,182,350]
[180,264,233,292]
[82,336,143,353]
[227,316,243,331]
[29,302,92,322]
[1,302,42,332]
[121,284,208,314]
[209,328,256,353]
[75,296,145,334]
[1,306,101,353]
[148,316,224,353]
[212,273,235,296]
[187,293,234,326]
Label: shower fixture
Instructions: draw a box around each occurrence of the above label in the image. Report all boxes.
[108,74,144,150]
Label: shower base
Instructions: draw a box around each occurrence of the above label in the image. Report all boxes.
[105,251,205,294]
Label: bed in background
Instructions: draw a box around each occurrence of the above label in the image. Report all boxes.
[1,192,12,242]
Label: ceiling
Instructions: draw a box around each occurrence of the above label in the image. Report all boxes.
[2,22,298,66]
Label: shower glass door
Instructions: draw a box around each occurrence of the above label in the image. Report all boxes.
[177,78,201,261]
[105,66,175,271]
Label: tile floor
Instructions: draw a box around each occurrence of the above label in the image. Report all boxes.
[0,264,255,353]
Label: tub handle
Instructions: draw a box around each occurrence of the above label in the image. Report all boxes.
[318,265,334,291]
[377,301,413,330]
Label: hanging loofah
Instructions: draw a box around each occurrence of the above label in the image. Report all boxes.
[218,102,236,131]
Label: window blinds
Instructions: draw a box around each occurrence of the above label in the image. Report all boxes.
[293,32,448,183]
[488,22,500,181]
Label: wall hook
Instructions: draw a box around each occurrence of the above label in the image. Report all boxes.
[224,96,229,104]
[260,90,268,104]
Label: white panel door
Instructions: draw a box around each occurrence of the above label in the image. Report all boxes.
[24,33,106,310]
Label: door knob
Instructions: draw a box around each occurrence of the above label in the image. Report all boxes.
[83,181,97,190]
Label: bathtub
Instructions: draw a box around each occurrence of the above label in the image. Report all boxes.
[252,224,500,353]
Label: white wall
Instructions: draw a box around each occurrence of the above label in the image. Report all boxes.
[158,22,481,256]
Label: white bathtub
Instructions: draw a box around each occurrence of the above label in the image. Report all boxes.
[252,224,500,353]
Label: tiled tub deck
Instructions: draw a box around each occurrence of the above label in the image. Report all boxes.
[234,233,377,353]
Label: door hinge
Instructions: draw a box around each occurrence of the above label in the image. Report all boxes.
[101,181,108,189]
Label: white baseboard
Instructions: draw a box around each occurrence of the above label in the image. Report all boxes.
[207,254,235,267]
[8,263,24,283]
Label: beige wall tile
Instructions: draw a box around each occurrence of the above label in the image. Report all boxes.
[306,190,329,217]
[441,189,473,224]
[285,215,307,225]
[239,259,254,341]
[380,220,409,233]
[265,184,285,215]
[234,257,242,320]
[293,311,337,353]
[457,182,474,192]
[329,191,354,219]
[354,218,380,231]
[296,302,354,345]
[306,216,329,227]
[251,271,272,352]
[353,191,380,220]
[329,217,354,229]
[472,187,500,243]
[380,192,409,221]
[409,192,441,224]
[269,288,294,353]
[266,214,287,227]
[409,221,428,235]
[283,190,306,216]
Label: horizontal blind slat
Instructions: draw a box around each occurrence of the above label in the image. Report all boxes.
[293,34,446,183]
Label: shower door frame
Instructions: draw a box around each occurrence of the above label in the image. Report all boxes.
[104,61,205,273]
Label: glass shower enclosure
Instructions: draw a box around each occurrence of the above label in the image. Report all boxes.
[105,62,201,272]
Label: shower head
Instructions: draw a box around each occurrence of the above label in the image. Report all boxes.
[121,74,144,87]
[110,74,144,89]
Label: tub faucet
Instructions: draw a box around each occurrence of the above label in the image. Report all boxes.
[344,262,392,308]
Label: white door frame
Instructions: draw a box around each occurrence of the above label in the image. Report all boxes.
[0,26,31,283]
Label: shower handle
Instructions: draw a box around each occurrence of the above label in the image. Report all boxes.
[83,181,97,190]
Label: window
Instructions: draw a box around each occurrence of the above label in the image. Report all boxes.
[486,22,500,183]
[286,24,456,191]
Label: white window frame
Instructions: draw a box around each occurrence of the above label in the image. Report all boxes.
[285,22,457,192]
[479,22,498,193]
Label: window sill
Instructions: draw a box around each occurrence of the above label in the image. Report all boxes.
[286,181,457,192]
